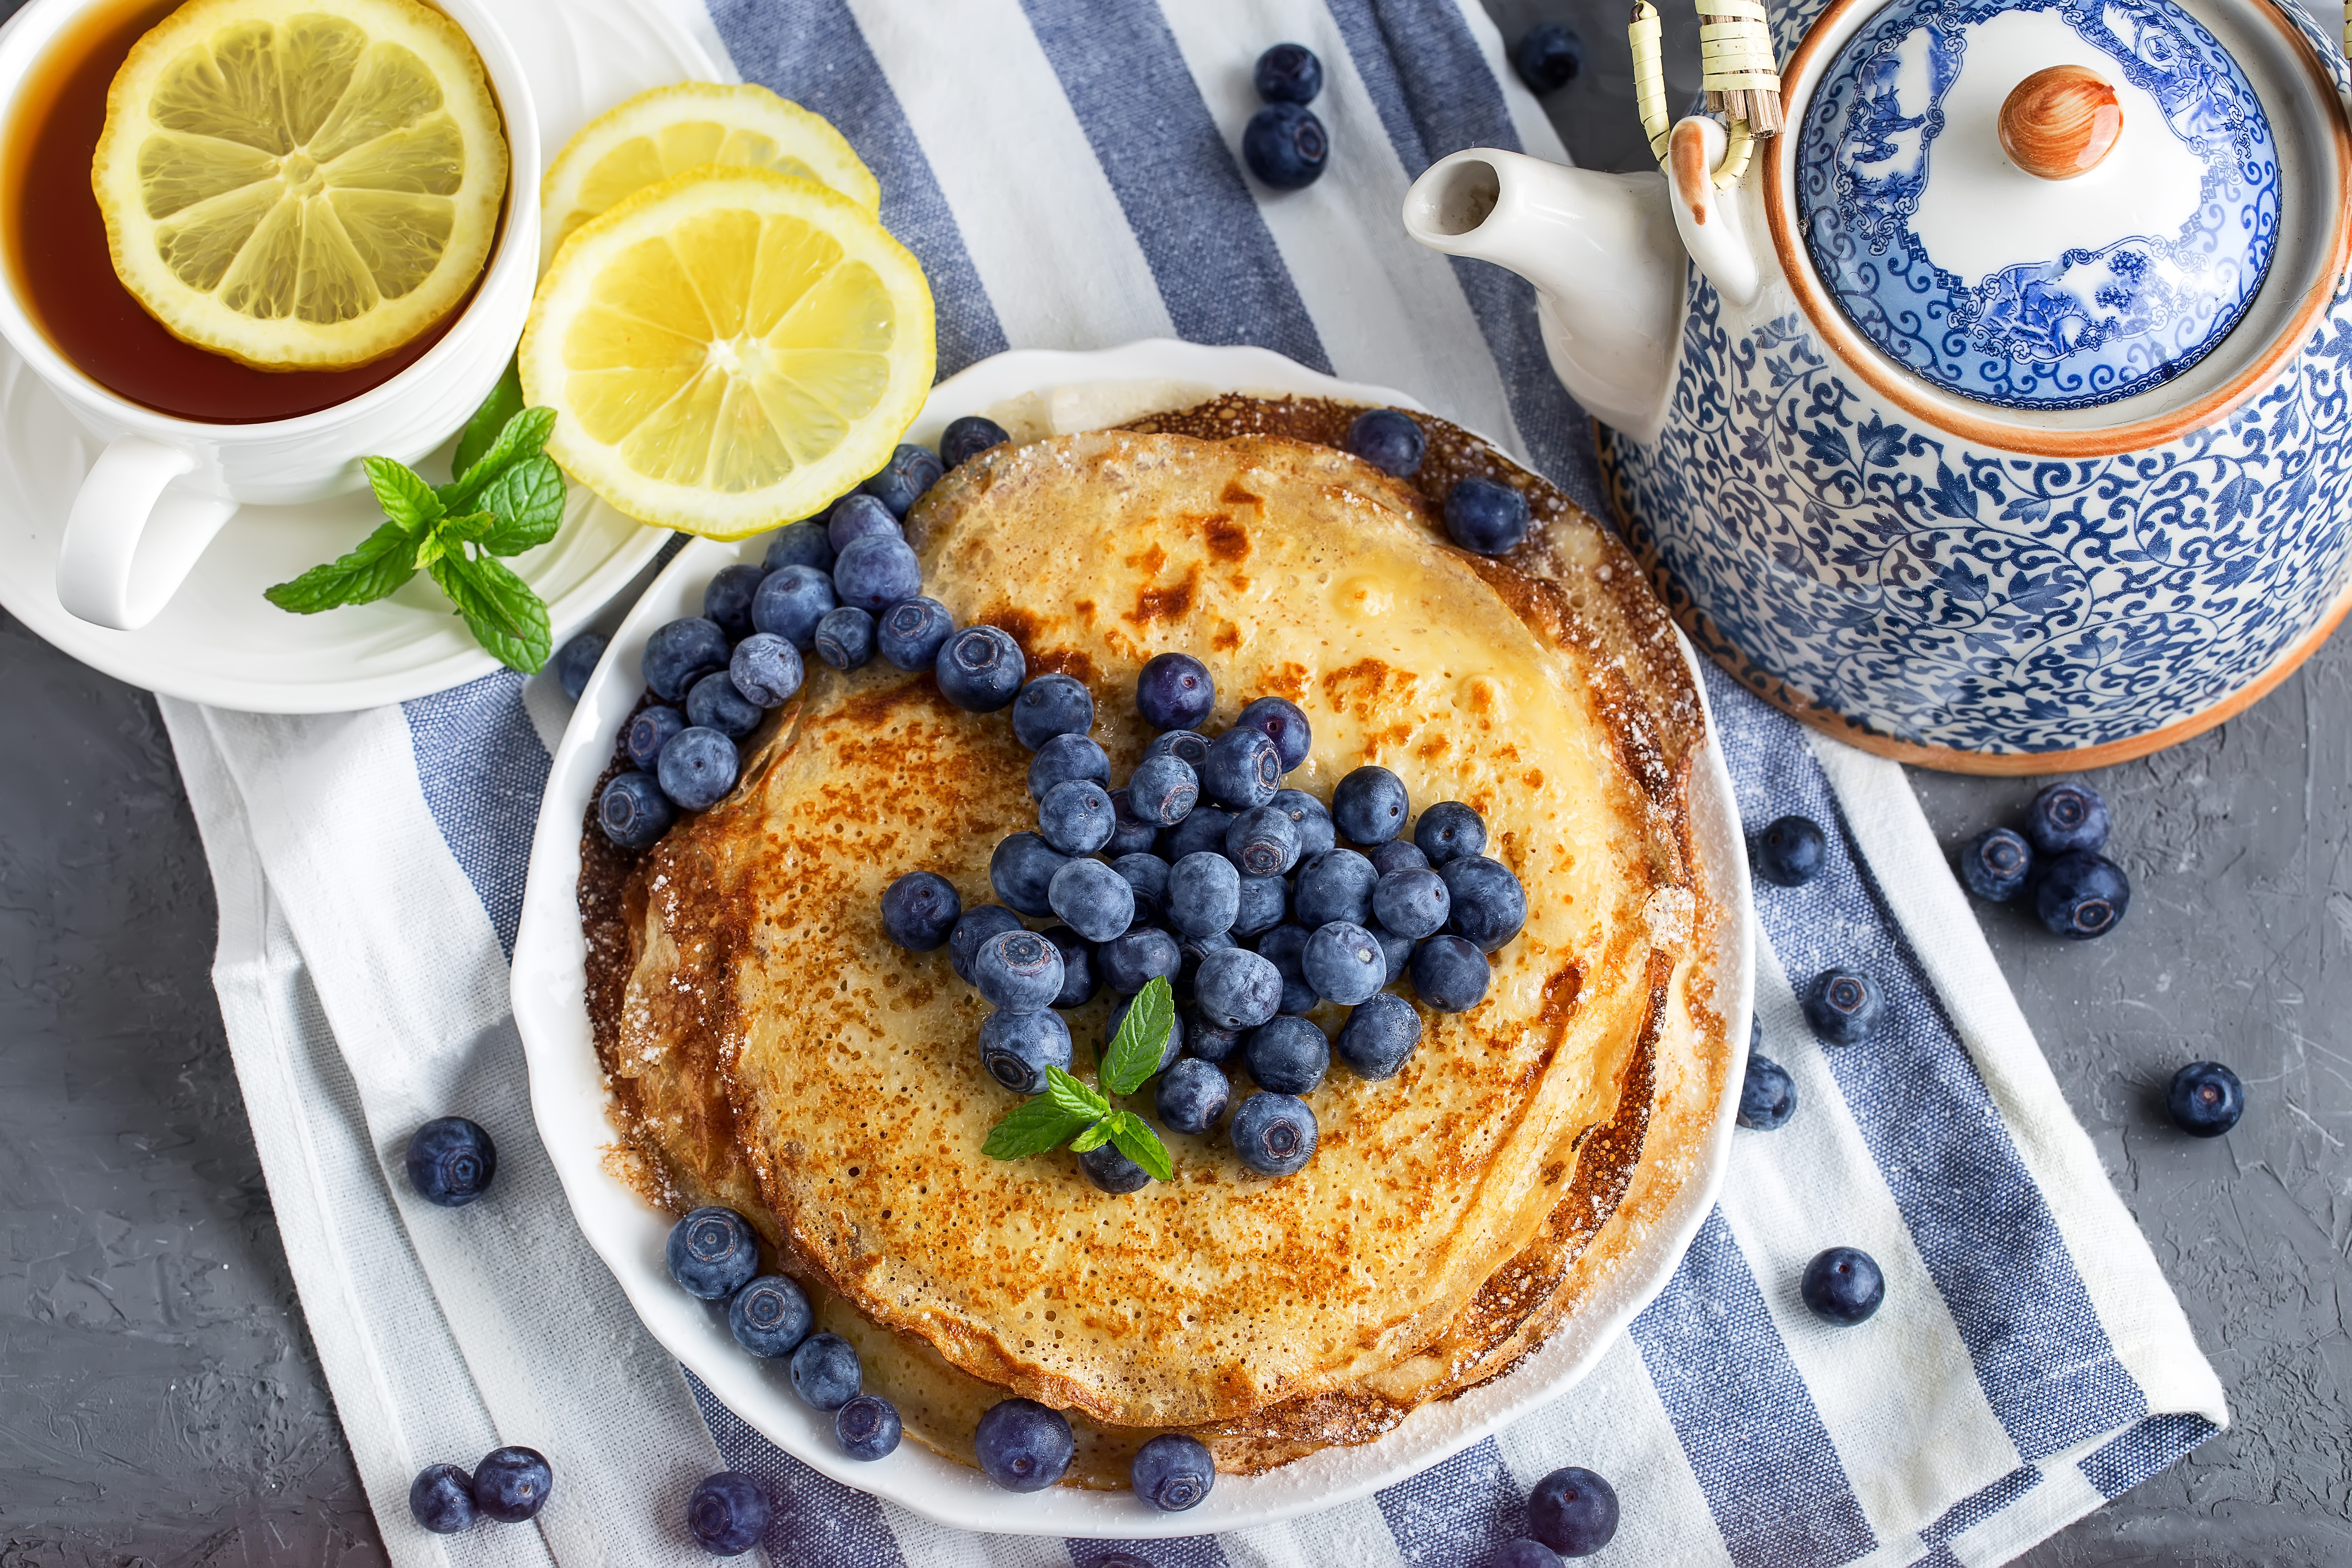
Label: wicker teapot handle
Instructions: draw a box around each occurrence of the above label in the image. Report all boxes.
[1630,0,1784,187]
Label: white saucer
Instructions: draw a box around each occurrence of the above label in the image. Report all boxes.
[0,0,725,714]
[511,339,1756,1537]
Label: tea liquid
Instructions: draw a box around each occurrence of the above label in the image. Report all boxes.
[3,0,462,423]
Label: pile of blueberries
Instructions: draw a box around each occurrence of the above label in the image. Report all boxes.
[1957,780,2132,941]
[881,650,1529,1185]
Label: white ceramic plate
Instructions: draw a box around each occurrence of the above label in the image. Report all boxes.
[0,0,722,714]
[511,339,1755,1537]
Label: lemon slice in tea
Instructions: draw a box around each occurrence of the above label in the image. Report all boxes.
[520,166,934,538]
[539,82,876,270]
[92,0,508,372]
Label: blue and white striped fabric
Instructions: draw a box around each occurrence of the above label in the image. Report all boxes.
[159,0,2227,1564]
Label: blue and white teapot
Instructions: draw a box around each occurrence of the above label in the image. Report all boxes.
[1406,0,2352,769]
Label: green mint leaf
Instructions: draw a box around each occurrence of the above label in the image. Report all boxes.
[451,358,525,482]
[437,510,500,545]
[413,531,450,570]
[1106,1112,1174,1182]
[982,1096,1096,1161]
[263,517,419,612]
[1102,975,1175,1097]
[1044,1065,1111,1124]
[429,552,551,674]
[441,406,557,514]
[365,456,444,535]
[1068,1116,1115,1154]
[472,455,568,555]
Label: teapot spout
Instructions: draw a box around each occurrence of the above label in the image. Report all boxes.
[1403,149,1683,443]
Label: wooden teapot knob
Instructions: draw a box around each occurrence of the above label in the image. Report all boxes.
[2000,65,2122,179]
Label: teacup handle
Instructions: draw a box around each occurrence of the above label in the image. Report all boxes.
[55,435,240,631]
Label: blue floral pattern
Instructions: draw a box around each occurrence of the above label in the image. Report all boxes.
[1797,0,2279,409]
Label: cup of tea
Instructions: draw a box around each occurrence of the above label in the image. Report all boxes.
[0,0,539,631]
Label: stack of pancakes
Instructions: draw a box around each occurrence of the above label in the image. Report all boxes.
[579,395,1732,1483]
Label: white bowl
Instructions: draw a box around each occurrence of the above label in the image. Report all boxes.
[510,339,1755,1537]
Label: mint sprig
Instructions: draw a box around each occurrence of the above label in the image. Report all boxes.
[264,361,568,674]
[980,975,1176,1181]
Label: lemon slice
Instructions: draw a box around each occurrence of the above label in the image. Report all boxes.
[91,0,508,372]
[539,82,876,270]
[521,167,934,537]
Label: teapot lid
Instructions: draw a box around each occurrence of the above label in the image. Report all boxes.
[1795,0,2278,410]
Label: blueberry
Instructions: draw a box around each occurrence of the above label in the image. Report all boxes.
[1132,1432,1216,1511]
[940,414,1011,468]
[1200,726,1282,811]
[408,1463,477,1533]
[1444,475,1531,555]
[1225,804,1303,877]
[2026,781,2110,855]
[827,493,902,552]
[701,565,763,641]
[658,726,739,811]
[1108,991,1186,1075]
[1194,945,1283,1029]
[1372,865,1450,940]
[1129,754,1201,826]
[1038,925,1099,1009]
[1254,924,1320,1015]
[989,831,1069,917]
[1032,782,1111,861]
[1739,1053,1797,1130]
[1369,840,1428,879]
[1804,966,1885,1044]
[1143,728,1214,767]
[687,669,763,739]
[406,1115,496,1207]
[600,770,675,848]
[832,534,922,613]
[1176,928,1235,996]
[1253,41,1322,103]
[686,1470,769,1555]
[472,1446,553,1524]
[1304,921,1384,1005]
[1294,847,1378,928]
[835,1394,903,1461]
[979,1007,1074,1093]
[1960,827,2034,902]
[1414,801,1486,866]
[1236,696,1314,771]
[814,606,876,670]
[728,1274,814,1358]
[1029,733,1111,800]
[1412,934,1490,1012]
[1013,674,1096,750]
[1232,872,1289,938]
[1110,853,1172,925]
[974,1398,1074,1492]
[1184,1004,1247,1065]
[2168,1060,2244,1136]
[863,443,944,518]
[625,704,686,770]
[2036,851,2129,940]
[1336,991,1421,1080]
[1498,1540,1565,1568]
[1333,765,1409,845]
[1510,23,1585,94]
[1105,790,1163,857]
[937,625,1027,711]
[1442,855,1527,951]
[1047,857,1134,943]
[1527,1465,1618,1556]
[1344,407,1426,478]
[1367,921,1415,984]
[1099,927,1182,995]
[1801,1246,1885,1326]
[643,616,732,701]
[1755,815,1828,887]
[1137,652,1215,731]
[1243,101,1328,189]
[1269,787,1335,858]
[1079,1140,1152,1194]
[729,633,804,707]
[1230,1090,1319,1175]
[881,870,961,951]
[1162,805,1237,864]
[1156,1057,1232,1135]
[1245,1014,1329,1093]
[1168,850,1242,937]
[790,1331,862,1411]
[553,631,607,700]
[877,596,955,671]
[667,1206,760,1299]
[948,904,1023,985]
[763,518,835,575]
[750,565,837,649]
[972,928,1066,1011]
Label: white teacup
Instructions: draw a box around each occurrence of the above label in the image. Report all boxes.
[0,0,540,631]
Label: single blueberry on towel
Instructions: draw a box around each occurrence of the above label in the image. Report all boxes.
[789,1332,863,1411]
[1527,1465,1618,1555]
[1804,965,1885,1045]
[1960,827,2034,902]
[1132,1432,1216,1510]
[1344,407,1426,477]
[1253,41,1322,103]
[667,1207,759,1300]
[975,1398,1074,1491]
[1511,24,1585,94]
[728,1274,813,1358]
[405,1115,496,1207]
[2025,780,2110,855]
[2168,1060,2244,1136]
[1497,1539,1565,1568]
[2037,851,2130,940]
[835,1394,902,1461]
[1739,1052,1797,1130]
[686,1470,769,1555]
[1755,814,1827,886]
[409,1464,476,1533]
[471,1446,552,1523]
[1243,101,1328,189]
[1444,475,1531,555]
[1801,1246,1886,1325]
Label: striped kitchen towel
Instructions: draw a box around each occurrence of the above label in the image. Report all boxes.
[157,0,2228,1564]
